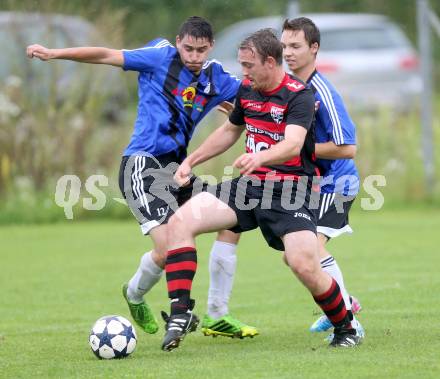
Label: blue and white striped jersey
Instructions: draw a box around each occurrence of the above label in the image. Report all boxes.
[122,38,240,159]
[309,71,359,195]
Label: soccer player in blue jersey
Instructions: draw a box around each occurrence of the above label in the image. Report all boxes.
[280,17,363,336]
[201,17,365,340]
[26,16,256,337]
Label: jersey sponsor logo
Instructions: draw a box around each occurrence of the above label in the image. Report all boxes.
[182,86,196,107]
[242,99,288,117]
[286,81,305,91]
[246,134,270,153]
[293,212,312,221]
[245,123,284,141]
[203,82,211,94]
[270,106,285,124]
[172,86,208,112]
[242,100,263,111]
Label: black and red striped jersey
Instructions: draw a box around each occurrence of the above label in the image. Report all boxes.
[229,73,318,180]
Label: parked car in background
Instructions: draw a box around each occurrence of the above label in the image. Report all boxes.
[0,11,127,120]
[212,13,421,111]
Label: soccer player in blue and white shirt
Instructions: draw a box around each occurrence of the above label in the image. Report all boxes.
[26,16,256,335]
[202,18,364,340]
[281,17,364,335]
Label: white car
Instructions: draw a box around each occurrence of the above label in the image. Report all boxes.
[212,13,421,111]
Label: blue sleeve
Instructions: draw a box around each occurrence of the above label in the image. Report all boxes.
[220,73,241,103]
[122,38,172,72]
[213,62,241,102]
[229,85,245,126]
[315,88,356,145]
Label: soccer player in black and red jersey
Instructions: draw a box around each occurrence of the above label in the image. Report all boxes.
[159,28,362,351]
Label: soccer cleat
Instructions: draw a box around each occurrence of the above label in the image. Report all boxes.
[310,295,362,333]
[122,284,159,334]
[329,326,363,347]
[351,317,365,338]
[310,315,333,333]
[201,314,259,338]
[326,318,365,342]
[161,310,199,351]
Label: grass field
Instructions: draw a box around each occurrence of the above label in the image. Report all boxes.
[1,207,440,379]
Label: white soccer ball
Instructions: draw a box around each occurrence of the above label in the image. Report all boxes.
[89,315,137,359]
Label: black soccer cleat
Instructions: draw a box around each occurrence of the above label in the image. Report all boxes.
[329,327,363,348]
[161,310,199,352]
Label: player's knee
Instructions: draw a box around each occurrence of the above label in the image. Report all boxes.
[287,252,315,279]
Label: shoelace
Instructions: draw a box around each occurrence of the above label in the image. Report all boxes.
[167,317,189,332]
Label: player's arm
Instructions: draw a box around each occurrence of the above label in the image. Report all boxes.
[314,90,357,159]
[217,101,235,116]
[234,124,306,175]
[315,141,356,159]
[26,44,124,67]
[175,120,245,185]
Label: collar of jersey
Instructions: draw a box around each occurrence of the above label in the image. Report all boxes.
[306,69,318,85]
[260,72,289,96]
[175,53,218,97]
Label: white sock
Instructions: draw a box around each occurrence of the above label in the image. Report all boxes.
[320,255,351,310]
[127,251,163,304]
[207,241,237,319]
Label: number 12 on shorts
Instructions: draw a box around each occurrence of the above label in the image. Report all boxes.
[157,207,166,216]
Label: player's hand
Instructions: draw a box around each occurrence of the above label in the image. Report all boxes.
[174,160,192,187]
[217,101,234,116]
[26,44,54,61]
[233,153,262,176]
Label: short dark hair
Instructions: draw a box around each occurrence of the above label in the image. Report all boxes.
[282,17,320,47]
[178,16,214,43]
[239,28,283,65]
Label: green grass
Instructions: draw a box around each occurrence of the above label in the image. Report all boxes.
[1,208,439,379]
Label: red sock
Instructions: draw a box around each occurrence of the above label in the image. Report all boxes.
[313,279,352,328]
[165,247,197,315]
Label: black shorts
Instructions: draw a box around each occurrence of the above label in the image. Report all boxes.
[119,153,207,234]
[317,193,356,238]
[215,176,318,251]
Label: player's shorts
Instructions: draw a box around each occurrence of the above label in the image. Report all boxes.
[215,176,318,251]
[317,193,356,239]
[119,153,207,235]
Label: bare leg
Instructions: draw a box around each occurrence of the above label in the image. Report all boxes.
[283,230,331,295]
[282,230,353,330]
